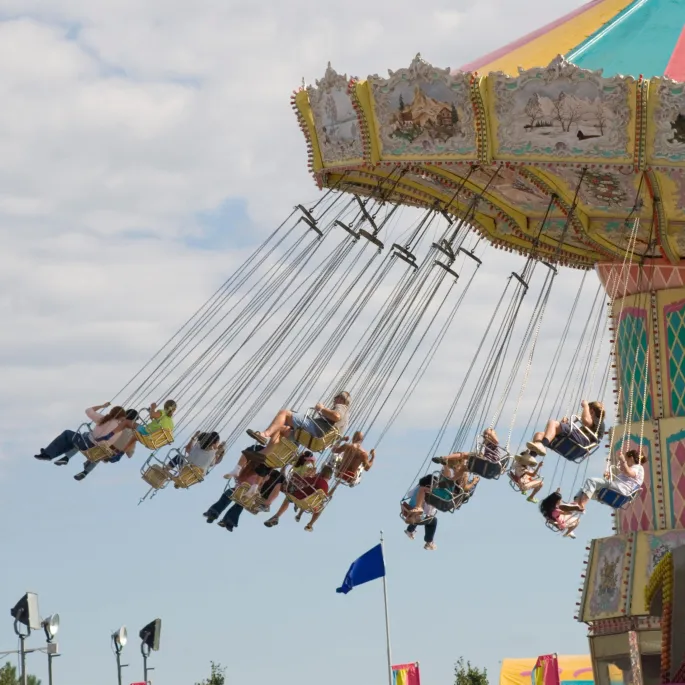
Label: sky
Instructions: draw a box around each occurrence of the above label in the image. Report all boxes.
[0,1,622,684]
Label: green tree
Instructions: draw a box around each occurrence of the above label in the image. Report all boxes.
[0,663,41,685]
[454,657,488,685]
[195,661,225,685]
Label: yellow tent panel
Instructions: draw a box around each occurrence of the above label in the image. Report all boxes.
[500,656,622,685]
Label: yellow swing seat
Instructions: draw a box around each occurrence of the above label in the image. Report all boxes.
[263,438,299,469]
[230,482,268,514]
[172,464,205,489]
[286,489,328,514]
[81,443,115,464]
[141,464,171,490]
[293,426,339,453]
[136,428,174,451]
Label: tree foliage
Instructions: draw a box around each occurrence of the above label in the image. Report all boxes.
[454,657,488,685]
[0,663,41,685]
[195,661,226,685]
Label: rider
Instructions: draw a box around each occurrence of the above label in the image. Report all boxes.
[263,465,334,529]
[330,432,375,484]
[571,448,646,511]
[539,489,581,538]
[511,451,544,503]
[527,400,605,457]
[35,403,130,463]
[248,391,350,447]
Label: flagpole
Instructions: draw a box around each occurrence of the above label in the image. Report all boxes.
[380,531,393,685]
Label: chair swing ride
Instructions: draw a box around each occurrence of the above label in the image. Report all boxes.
[37,1,685,573]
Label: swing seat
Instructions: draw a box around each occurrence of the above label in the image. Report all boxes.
[467,441,512,480]
[141,464,171,490]
[400,500,434,525]
[82,443,115,464]
[425,489,456,513]
[508,472,523,493]
[286,489,327,514]
[292,426,339,453]
[545,513,581,534]
[467,454,504,480]
[74,424,115,463]
[136,428,174,451]
[596,487,639,510]
[339,465,364,487]
[230,482,268,514]
[172,464,204,489]
[548,416,599,463]
[263,438,298,469]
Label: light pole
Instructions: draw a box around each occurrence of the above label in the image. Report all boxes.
[112,627,128,685]
[41,614,60,685]
[10,592,41,685]
[138,618,161,684]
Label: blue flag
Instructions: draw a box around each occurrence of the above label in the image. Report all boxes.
[336,543,385,594]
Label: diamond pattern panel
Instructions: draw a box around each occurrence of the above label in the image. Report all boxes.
[666,301,685,416]
[667,432,685,528]
[616,435,655,533]
[618,310,653,423]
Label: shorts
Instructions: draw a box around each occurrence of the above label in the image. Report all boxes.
[290,412,328,438]
[137,426,150,436]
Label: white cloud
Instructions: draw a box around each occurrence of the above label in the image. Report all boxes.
[0,0,595,456]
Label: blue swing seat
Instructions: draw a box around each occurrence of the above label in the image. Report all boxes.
[548,416,599,464]
[596,486,639,510]
[467,442,512,480]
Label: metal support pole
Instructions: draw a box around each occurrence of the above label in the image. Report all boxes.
[19,633,27,685]
[47,649,54,685]
[115,650,123,685]
[380,531,392,685]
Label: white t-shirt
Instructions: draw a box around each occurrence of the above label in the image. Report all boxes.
[186,444,216,473]
[513,462,531,478]
[85,408,122,445]
[613,464,644,495]
[407,485,436,518]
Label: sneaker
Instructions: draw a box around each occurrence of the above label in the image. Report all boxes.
[257,503,270,513]
[431,456,447,465]
[264,517,279,528]
[424,542,437,551]
[74,471,87,481]
[203,511,217,524]
[54,457,70,466]
[225,523,234,532]
[405,529,416,540]
[526,496,539,504]
[34,451,52,461]
[563,530,576,539]
[526,441,547,457]
[217,520,227,528]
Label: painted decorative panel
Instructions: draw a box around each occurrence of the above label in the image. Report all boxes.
[647,78,685,165]
[489,56,634,163]
[367,56,477,159]
[582,534,632,621]
[631,529,685,615]
[307,65,363,166]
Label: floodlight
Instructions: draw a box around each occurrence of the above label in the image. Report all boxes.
[10,592,41,631]
[112,626,128,649]
[139,618,161,651]
[42,614,60,641]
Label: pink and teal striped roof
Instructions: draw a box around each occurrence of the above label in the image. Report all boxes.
[461,0,685,81]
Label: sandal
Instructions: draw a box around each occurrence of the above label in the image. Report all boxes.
[247,429,267,446]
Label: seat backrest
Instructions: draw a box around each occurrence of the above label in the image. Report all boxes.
[142,464,170,490]
[596,487,631,509]
[467,454,502,480]
[175,465,204,488]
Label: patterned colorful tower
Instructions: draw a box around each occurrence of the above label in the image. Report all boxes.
[293,2,685,683]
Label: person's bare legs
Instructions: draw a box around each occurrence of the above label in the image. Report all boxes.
[412,486,428,512]
[562,514,580,538]
[523,477,543,502]
[265,497,290,524]
[260,410,293,441]
[543,420,562,443]
[305,510,322,531]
